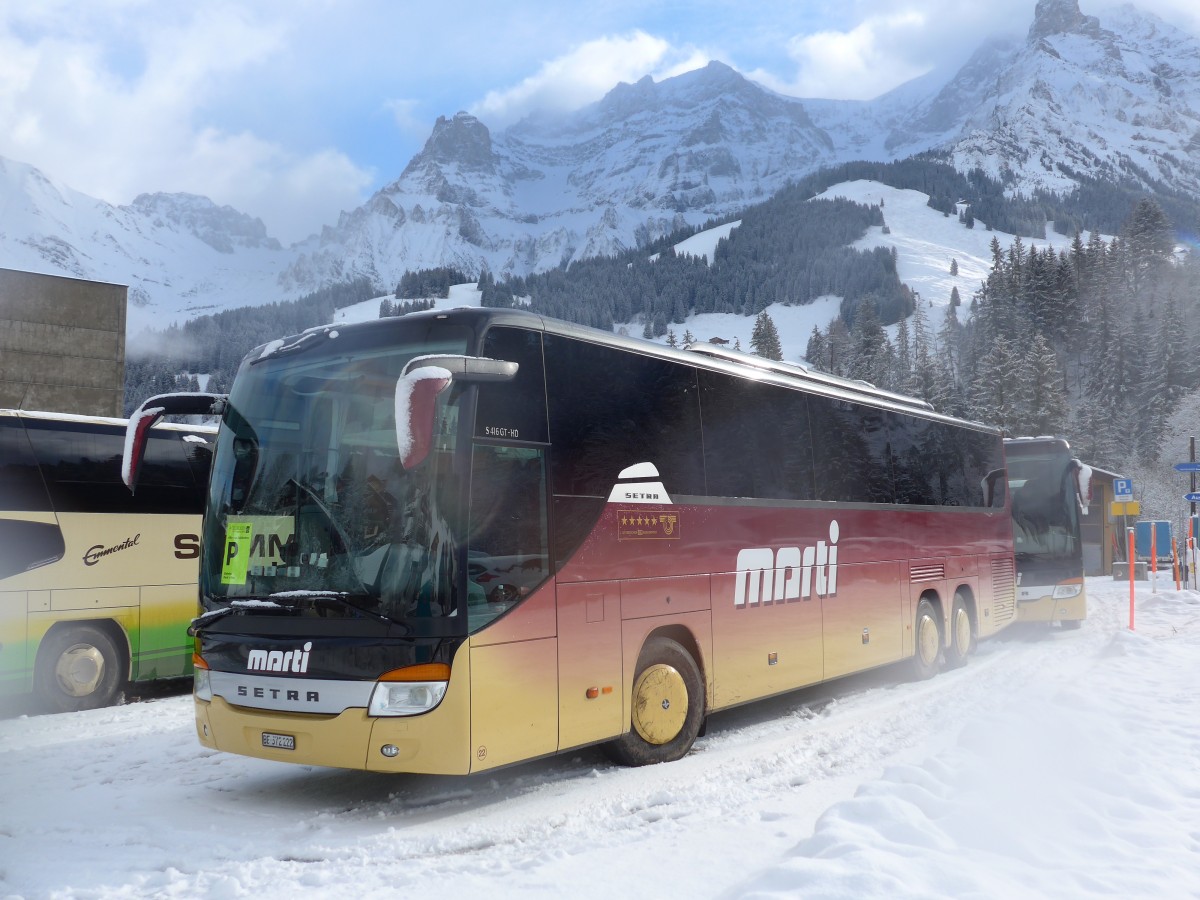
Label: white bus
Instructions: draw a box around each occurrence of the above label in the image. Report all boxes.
[0,409,214,711]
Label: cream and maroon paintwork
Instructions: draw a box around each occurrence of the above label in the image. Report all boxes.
[196,493,1015,774]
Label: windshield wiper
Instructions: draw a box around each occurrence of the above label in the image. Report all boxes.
[188,597,286,635]
[265,590,400,627]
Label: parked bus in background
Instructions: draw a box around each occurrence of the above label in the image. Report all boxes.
[0,409,214,711]
[125,308,1016,773]
[1004,436,1092,629]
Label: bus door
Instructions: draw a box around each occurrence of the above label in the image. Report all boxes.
[465,442,558,771]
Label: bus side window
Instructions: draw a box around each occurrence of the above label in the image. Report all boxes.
[0,417,64,580]
[0,418,53,512]
[699,370,816,502]
[25,420,204,515]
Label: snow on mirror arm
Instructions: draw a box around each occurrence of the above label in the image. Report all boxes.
[122,392,227,493]
[395,356,518,470]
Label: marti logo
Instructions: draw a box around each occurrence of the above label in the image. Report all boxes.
[733,521,840,607]
[247,642,313,674]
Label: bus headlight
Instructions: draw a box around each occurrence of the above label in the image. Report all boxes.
[1052,583,1083,599]
[369,681,448,716]
[368,662,450,717]
[194,667,213,702]
[193,651,212,702]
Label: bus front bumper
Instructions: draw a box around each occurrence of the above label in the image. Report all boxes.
[1016,589,1086,624]
[194,672,473,774]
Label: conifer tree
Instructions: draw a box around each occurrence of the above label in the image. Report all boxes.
[750,311,783,360]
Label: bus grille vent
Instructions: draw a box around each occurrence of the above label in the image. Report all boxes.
[910,563,945,582]
[991,558,1017,623]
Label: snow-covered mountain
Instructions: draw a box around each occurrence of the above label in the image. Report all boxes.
[2,0,1199,335]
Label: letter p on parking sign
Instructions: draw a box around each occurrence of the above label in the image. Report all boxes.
[221,522,253,585]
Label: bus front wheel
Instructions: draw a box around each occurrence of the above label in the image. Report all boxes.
[911,599,942,680]
[606,637,704,766]
[35,625,124,712]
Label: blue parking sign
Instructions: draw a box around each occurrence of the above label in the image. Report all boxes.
[1114,478,1133,499]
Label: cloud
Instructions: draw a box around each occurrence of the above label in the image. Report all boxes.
[0,2,372,245]
[748,9,943,100]
[469,31,712,125]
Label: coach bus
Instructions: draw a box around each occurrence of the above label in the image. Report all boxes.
[0,409,214,711]
[124,308,1016,773]
[1004,436,1091,629]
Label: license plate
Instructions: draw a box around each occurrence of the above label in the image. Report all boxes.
[262,732,296,750]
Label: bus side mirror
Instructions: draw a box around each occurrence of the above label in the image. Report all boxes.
[394,356,518,470]
[1072,460,1093,515]
[395,367,452,470]
[982,468,1006,509]
[123,393,227,493]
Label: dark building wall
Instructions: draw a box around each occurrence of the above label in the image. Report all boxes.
[0,268,127,417]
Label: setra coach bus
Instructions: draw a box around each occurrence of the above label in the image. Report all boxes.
[123,308,1016,773]
[1004,436,1091,629]
[1,409,214,711]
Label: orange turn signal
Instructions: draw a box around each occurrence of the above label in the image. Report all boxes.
[378,663,451,683]
[192,652,210,670]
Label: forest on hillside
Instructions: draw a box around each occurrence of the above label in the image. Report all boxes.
[802,197,1200,479]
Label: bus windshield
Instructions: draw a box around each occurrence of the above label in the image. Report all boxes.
[1008,452,1081,561]
[200,330,471,630]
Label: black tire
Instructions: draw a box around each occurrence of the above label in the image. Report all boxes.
[606,637,705,767]
[944,593,975,668]
[910,598,942,680]
[34,625,125,712]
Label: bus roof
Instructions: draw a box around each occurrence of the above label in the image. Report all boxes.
[250,307,998,434]
[1,408,217,434]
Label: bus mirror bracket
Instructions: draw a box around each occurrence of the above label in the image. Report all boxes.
[402,355,518,383]
[123,393,227,494]
[395,356,519,470]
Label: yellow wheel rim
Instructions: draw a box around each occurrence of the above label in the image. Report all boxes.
[631,663,688,745]
[917,614,940,667]
[953,606,971,653]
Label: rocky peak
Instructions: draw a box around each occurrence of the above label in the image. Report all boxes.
[405,111,496,174]
[1027,0,1102,42]
[128,192,280,252]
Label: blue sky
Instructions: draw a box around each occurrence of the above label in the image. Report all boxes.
[2,0,1197,245]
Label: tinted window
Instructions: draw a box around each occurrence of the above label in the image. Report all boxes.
[25,419,209,514]
[0,418,53,512]
[0,519,65,580]
[699,371,815,501]
[544,335,704,498]
[808,395,893,503]
[889,412,939,505]
[477,326,548,444]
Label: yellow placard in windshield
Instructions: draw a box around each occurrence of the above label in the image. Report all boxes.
[221,522,253,585]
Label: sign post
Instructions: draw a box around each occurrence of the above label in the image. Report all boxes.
[1151,521,1158,594]
[1128,527,1135,631]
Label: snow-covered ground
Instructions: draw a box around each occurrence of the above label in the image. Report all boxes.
[3,575,1197,899]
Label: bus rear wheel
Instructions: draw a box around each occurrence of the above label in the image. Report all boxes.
[606,637,704,767]
[35,625,124,713]
[944,593,975,668]
[910,598,942,680]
